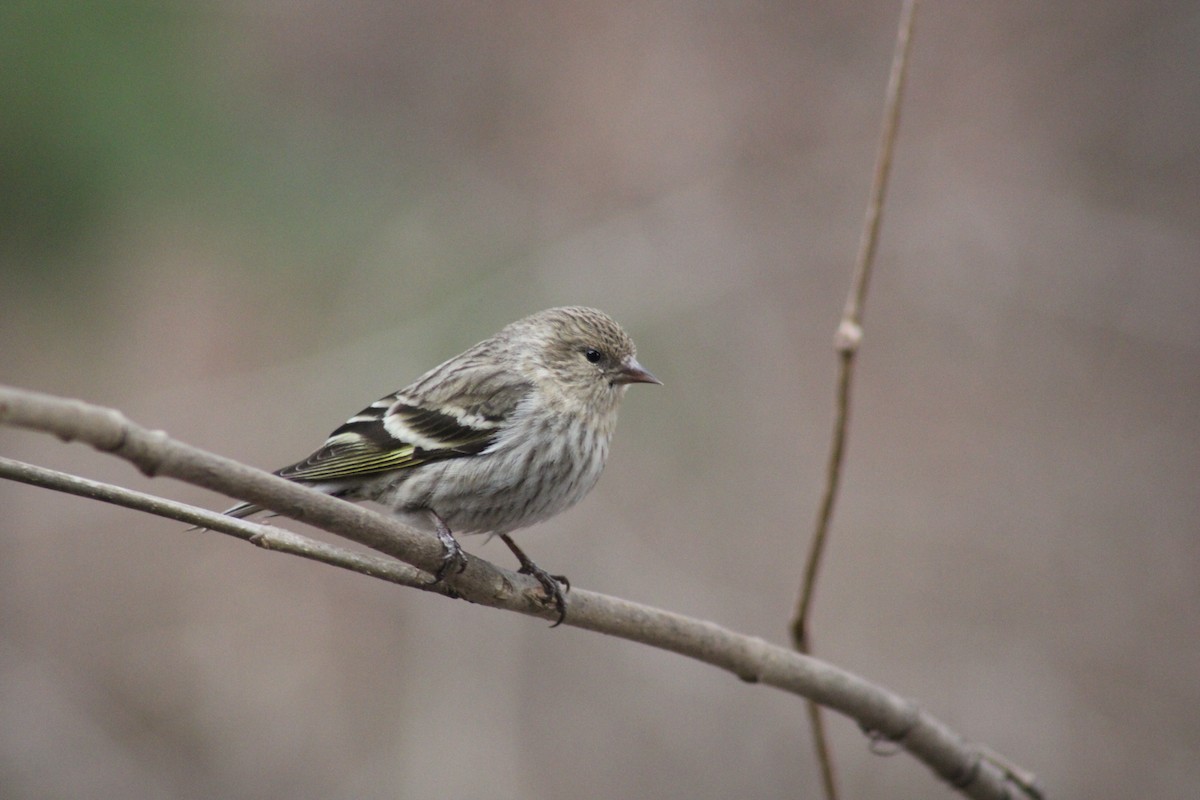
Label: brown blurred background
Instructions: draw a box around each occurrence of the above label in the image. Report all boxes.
[2,2,1198,798]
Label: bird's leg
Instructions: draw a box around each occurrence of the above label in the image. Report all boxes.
[499,533,569,626]
[429,511,468,583]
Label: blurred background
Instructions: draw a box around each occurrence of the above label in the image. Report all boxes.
[2,2,1198,798]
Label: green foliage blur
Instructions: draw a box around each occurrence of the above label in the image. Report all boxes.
[0,2,405,298]
[2,4,218,271]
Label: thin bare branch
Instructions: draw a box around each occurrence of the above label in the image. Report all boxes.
[791,3,921,797]
[0,456,443,593]
[0,383,1039,800]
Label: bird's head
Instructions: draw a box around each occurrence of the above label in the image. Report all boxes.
[512,307,660,412]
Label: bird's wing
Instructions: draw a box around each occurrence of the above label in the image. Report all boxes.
[275,360,532,484]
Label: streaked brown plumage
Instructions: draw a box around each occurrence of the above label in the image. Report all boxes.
[226,306,659,623]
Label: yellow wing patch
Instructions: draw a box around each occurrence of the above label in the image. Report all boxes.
[278,442,424,482]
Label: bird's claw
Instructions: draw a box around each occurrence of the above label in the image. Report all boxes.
[519,562,570,626]
[429,517,468,584]
[497,533,570,626]
[430,541,468,583]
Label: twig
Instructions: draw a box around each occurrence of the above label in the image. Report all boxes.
[0,383,1039,800]
[0,456,444,593]
[790,2,920,798]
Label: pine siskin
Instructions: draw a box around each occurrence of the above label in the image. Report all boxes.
[226,306,659,623]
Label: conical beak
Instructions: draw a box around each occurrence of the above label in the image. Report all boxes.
[616,356,662,386]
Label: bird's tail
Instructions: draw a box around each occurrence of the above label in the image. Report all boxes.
[219,481,354,522]
[222,501,266,519]
[185,499,267,532]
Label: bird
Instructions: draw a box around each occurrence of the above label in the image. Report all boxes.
[224,306,659,624]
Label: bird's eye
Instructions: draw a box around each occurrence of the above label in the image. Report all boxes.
[584,348,603,364]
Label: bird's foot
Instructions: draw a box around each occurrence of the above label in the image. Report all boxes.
[519,563,569,626]
[429,514,468,584]
[500,533,569,626]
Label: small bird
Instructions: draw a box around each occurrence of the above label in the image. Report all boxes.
[226,306,659,623]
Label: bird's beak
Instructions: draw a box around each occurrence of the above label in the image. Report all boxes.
[616,357,662,386]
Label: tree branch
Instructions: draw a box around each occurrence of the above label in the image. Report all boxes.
[791,3,920,798]
[0,456,444,593]
[0,384,1041,800]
